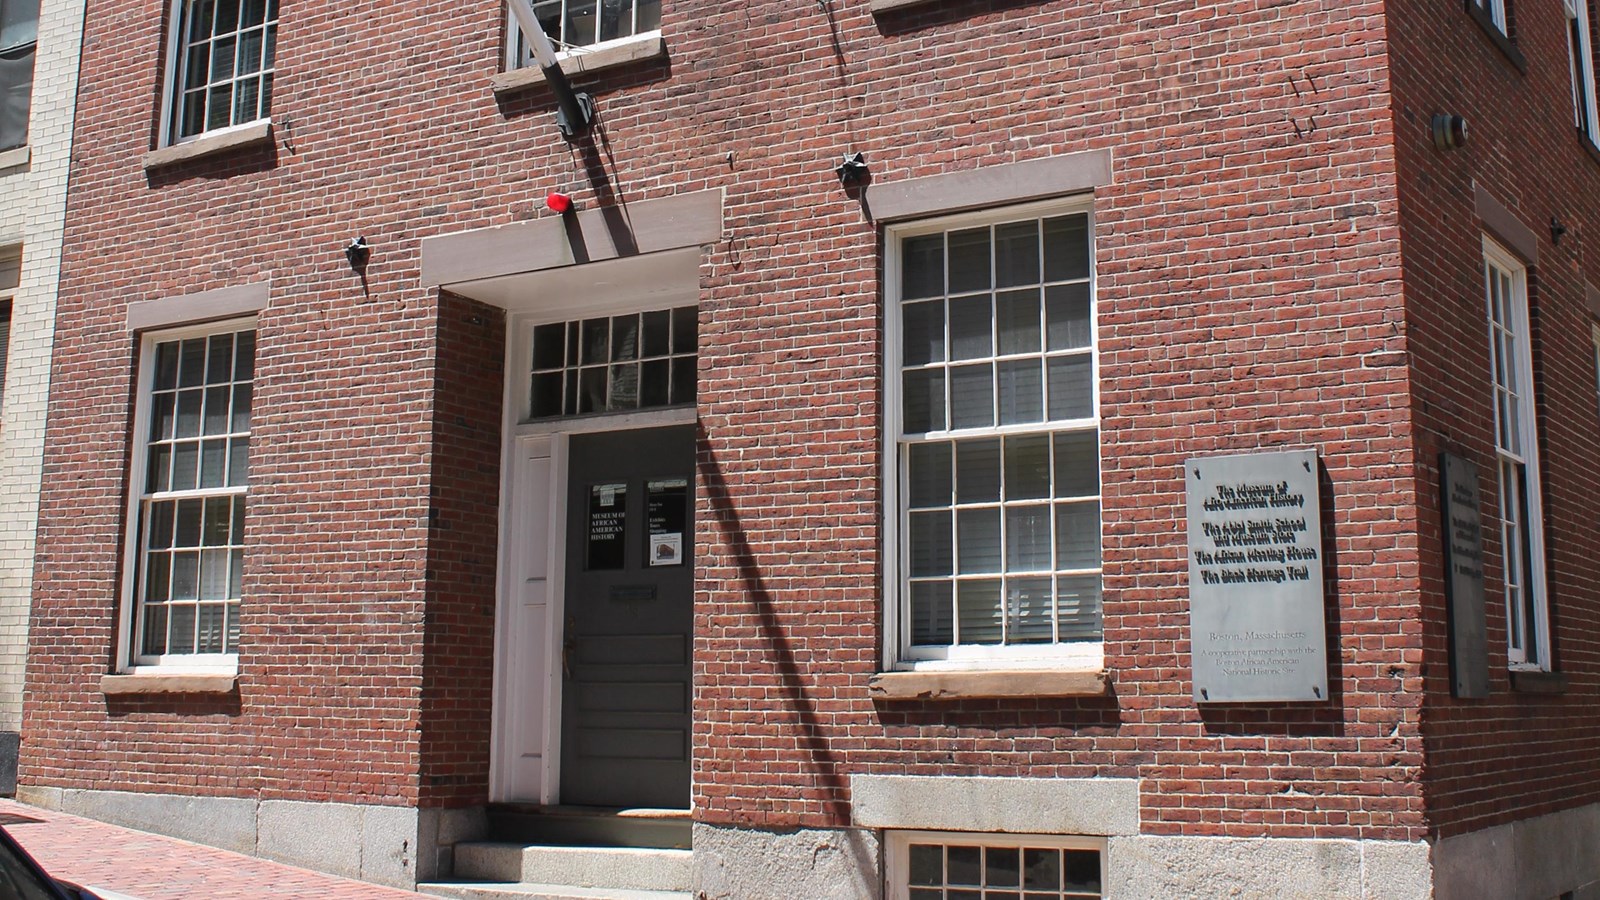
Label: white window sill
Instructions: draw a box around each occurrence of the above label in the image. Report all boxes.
[100,672,238,695]
[142,120,273,171]
[867,667,1108,700]
[492,32,665,95]
[0,145,29,172]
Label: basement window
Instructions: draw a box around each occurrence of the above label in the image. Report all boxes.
[887,832,1105,900]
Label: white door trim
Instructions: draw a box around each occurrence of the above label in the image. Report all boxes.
[489,305,699,804]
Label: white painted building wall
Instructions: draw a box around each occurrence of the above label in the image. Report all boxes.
[0,0,85,737]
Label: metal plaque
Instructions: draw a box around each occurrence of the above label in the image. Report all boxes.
[1187,449,1328,703]
[1440,453,1488,698]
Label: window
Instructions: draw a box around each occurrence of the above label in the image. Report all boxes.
[0,0,36,151]
[125,323,254,667]
[0,247,17,414]
[1473,0,1508,34]
[1567,0,1600,144]
[165,0,277,143]
[888,202,1101,666]
[886,832,1104,900]
[528,305,696,419]
[507,0,661,69]
[1483,240,1548,670]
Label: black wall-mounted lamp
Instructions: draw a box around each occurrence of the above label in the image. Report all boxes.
[835,152,869,186]
[1551,217,1568,246]
[1431,114,1468,151]
[507,0,595,140]
[345,236,370,269]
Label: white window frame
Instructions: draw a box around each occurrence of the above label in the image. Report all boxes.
[503,2,662,71]
[1567,0,1600,144]
[118,317,255,674]
[885,830,1106,900]
[157,0,277,148]
[1592,323,1600,423]
[1482,238,1549,671]
[883,197,1103,673]
[1474,0,1509,34]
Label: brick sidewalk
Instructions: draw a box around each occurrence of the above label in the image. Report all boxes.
[0,799,425,899]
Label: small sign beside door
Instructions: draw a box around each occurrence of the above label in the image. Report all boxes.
[586,482,627,570]
[647,478,688,567]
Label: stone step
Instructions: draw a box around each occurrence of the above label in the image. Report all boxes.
[452,842,693,893]
[419,882,691,900]
[485,805,691,850]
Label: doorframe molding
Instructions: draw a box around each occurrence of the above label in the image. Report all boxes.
[489,303,698,804]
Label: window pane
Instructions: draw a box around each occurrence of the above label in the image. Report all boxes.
[155,341,180,390]
[948,295,992,361]
[908,510,952,577]
[1057,575,1102,640]
[907,442,952,509]
[532,372,563,419]
[671,305,697,354]
[203,385,230,435]
[640,359,669,407]
[997,289,1041,355]
[956,581,1001,645]
[986,846,1022,887]
[1024,848,1060,890]
[1006,505,1051,571]
[175,388,203,438]
[902,299,945,366]
[148,501,175,549]
[641,309,670,357]
[1046,356,1092,421]
[142,604,169,656]
[609,362,639,410]
[909,582,953,646]
[1053,431,1099,497]
[994,221,1039,288]
[147,445,171,492]
[206,333,234,382]
[612,315,639,361]
[1045,283,1091,351]
[174,498,203,546]
[196,603,225,653]
[230,383,251,432]
[1043,214,1091,282]
[1055,501,1100,570]
[577,366,605,414]
[902,369,945,434]
[955,438,1000,503]
[227,437,248,487]
[171,552,199,600]
[1005,434,1050,500]
[947,229,991,295]
[997,359,1042,425]
[200,549,229,600]
[1062,849,1102,893]
[169,604,196,654]
[669,356,695,405]
[200,438,227,488]
[234,331,255,379]
[171,442,198,491]
[582,317,609,364]
[636,0,661,31]
[1007,577,1053,643]
[144,552,170,601]
[902,235,944,300]
[949,363,993,429]
[956,508,1001,573]
[909,844,944,887]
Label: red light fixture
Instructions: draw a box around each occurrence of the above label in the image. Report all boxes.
[546,191,573,214]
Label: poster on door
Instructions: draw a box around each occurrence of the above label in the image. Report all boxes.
[646,478,688,567]
[586,482,627,570]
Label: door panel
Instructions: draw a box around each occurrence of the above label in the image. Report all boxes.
[560,425,693,808]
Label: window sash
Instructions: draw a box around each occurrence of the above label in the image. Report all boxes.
[1567,0,1600,142]
[885,831,1106,900]
[1475,0,1508,32]
[1482,242,1548,669]
[506,0,662,69]
[123,321,254,670]
[167,0,278,142]
[887,201,1101,665]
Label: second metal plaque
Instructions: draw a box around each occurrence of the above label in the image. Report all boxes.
[1187,449,1327,703]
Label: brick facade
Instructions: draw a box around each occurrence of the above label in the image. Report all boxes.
[18,0,1600,893]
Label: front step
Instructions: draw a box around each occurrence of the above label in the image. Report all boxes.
[452,843,693,893]
[418,882,690,900]
[486,805,691,850]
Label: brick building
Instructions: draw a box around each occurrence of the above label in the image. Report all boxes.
[17,0,1600,896]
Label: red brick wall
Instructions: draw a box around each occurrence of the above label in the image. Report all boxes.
[418,293,504,807]
[25,0,1433,841]
[1387,0,1600,838]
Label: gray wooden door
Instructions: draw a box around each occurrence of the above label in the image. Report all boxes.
[560,425,693,809]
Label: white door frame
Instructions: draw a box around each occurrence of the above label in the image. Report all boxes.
[488,302,698,804]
